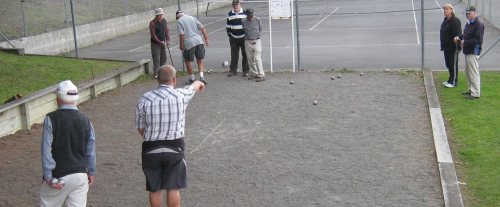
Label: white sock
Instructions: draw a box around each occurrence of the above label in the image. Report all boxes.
[189,74,195,80]
[199,72,204,78]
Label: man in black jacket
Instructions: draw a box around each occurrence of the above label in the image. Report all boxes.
[454,6,484,99]
[440,4,461,88]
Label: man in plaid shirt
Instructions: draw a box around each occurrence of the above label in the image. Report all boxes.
[135,64,204,207]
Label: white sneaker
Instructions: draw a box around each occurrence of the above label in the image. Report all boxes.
[442,81,448,86]
[443,83,456,88]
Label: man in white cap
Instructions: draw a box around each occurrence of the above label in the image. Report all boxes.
[150,8,171,78]
[40,80,96,207]
[176,10,210,85]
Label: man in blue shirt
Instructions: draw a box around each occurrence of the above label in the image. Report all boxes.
[40,80,96,207]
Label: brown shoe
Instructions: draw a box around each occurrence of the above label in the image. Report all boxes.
[248,75,258,80]
[255,77,265,82]
[242,73,249,77]
[227,70,236,77]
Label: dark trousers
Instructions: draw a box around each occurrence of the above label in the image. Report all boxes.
[443,50,459,86]
[229,37,249,73]
[151,41,167,75]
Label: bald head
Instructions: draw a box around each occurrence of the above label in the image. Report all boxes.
[157,65,176,85]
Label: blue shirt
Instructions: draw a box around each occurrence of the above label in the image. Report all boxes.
[41,104,96,181]
[177,14,205,50]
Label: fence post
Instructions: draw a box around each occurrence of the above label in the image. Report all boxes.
[21,0,27,37]
[20,102,31,130]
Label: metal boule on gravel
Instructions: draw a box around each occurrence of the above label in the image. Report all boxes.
[337,74,341,78]
[290,81,294,84]
[222,61,229,68]
[331,76,335,80]
[360,72,364,76]
[313,101,318,105]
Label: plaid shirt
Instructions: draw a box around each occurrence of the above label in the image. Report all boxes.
[135,84,196,141]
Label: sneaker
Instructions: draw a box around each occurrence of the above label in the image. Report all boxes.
[464,94,479,99]
[200,77,207,85]
[185,78,195,85]
[443,83,456,88]
[255,77,265,82]
[442,81,449,86]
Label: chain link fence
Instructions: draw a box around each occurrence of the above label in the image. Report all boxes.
[0,0,197,41]
[466,0,500,29]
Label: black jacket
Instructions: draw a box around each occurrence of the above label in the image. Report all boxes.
[440,14,461,51]
[459,17,485,55]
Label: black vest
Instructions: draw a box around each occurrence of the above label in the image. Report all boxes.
[151,19,167,42]
[48,109,90,178]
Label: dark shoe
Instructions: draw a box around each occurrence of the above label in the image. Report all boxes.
[200,77,207,85]
[185,78,195,85]
[248,75,258,80]
[464,94,479,99]
[255,77,265,82]
[227,70,236,77]
[242,73,249,77]
[461,91,471,95]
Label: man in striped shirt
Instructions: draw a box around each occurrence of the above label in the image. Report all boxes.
[226,0,250,77]
[135,65,205,207]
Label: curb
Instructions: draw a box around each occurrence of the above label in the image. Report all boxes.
[422,68,464,207]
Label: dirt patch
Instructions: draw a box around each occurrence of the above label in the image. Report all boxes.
[0,71,443,206]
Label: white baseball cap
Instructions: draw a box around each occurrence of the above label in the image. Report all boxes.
[56,80,79,102]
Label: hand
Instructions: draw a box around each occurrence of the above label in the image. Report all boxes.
[179,45,185,51]
[166,41,170,47]
[205,39,210,46]
[192,80,205,92]
[460,40,464,47]
[46,179,63,190]
[88,175,95,186]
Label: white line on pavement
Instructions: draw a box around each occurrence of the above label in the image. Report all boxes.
[308,7,339,31]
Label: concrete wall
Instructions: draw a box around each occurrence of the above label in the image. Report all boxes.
[0,1,230,55]
[0,59,150,138]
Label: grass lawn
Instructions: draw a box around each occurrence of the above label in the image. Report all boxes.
[435,71,500,207]
[0,51,127,102]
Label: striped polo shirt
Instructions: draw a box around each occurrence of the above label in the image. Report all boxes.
[135,84,196,141]
[226,7,247,39]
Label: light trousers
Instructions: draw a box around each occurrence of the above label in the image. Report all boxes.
[464,54,480,97]
[40,173,89,207]
[245,39,265,77]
